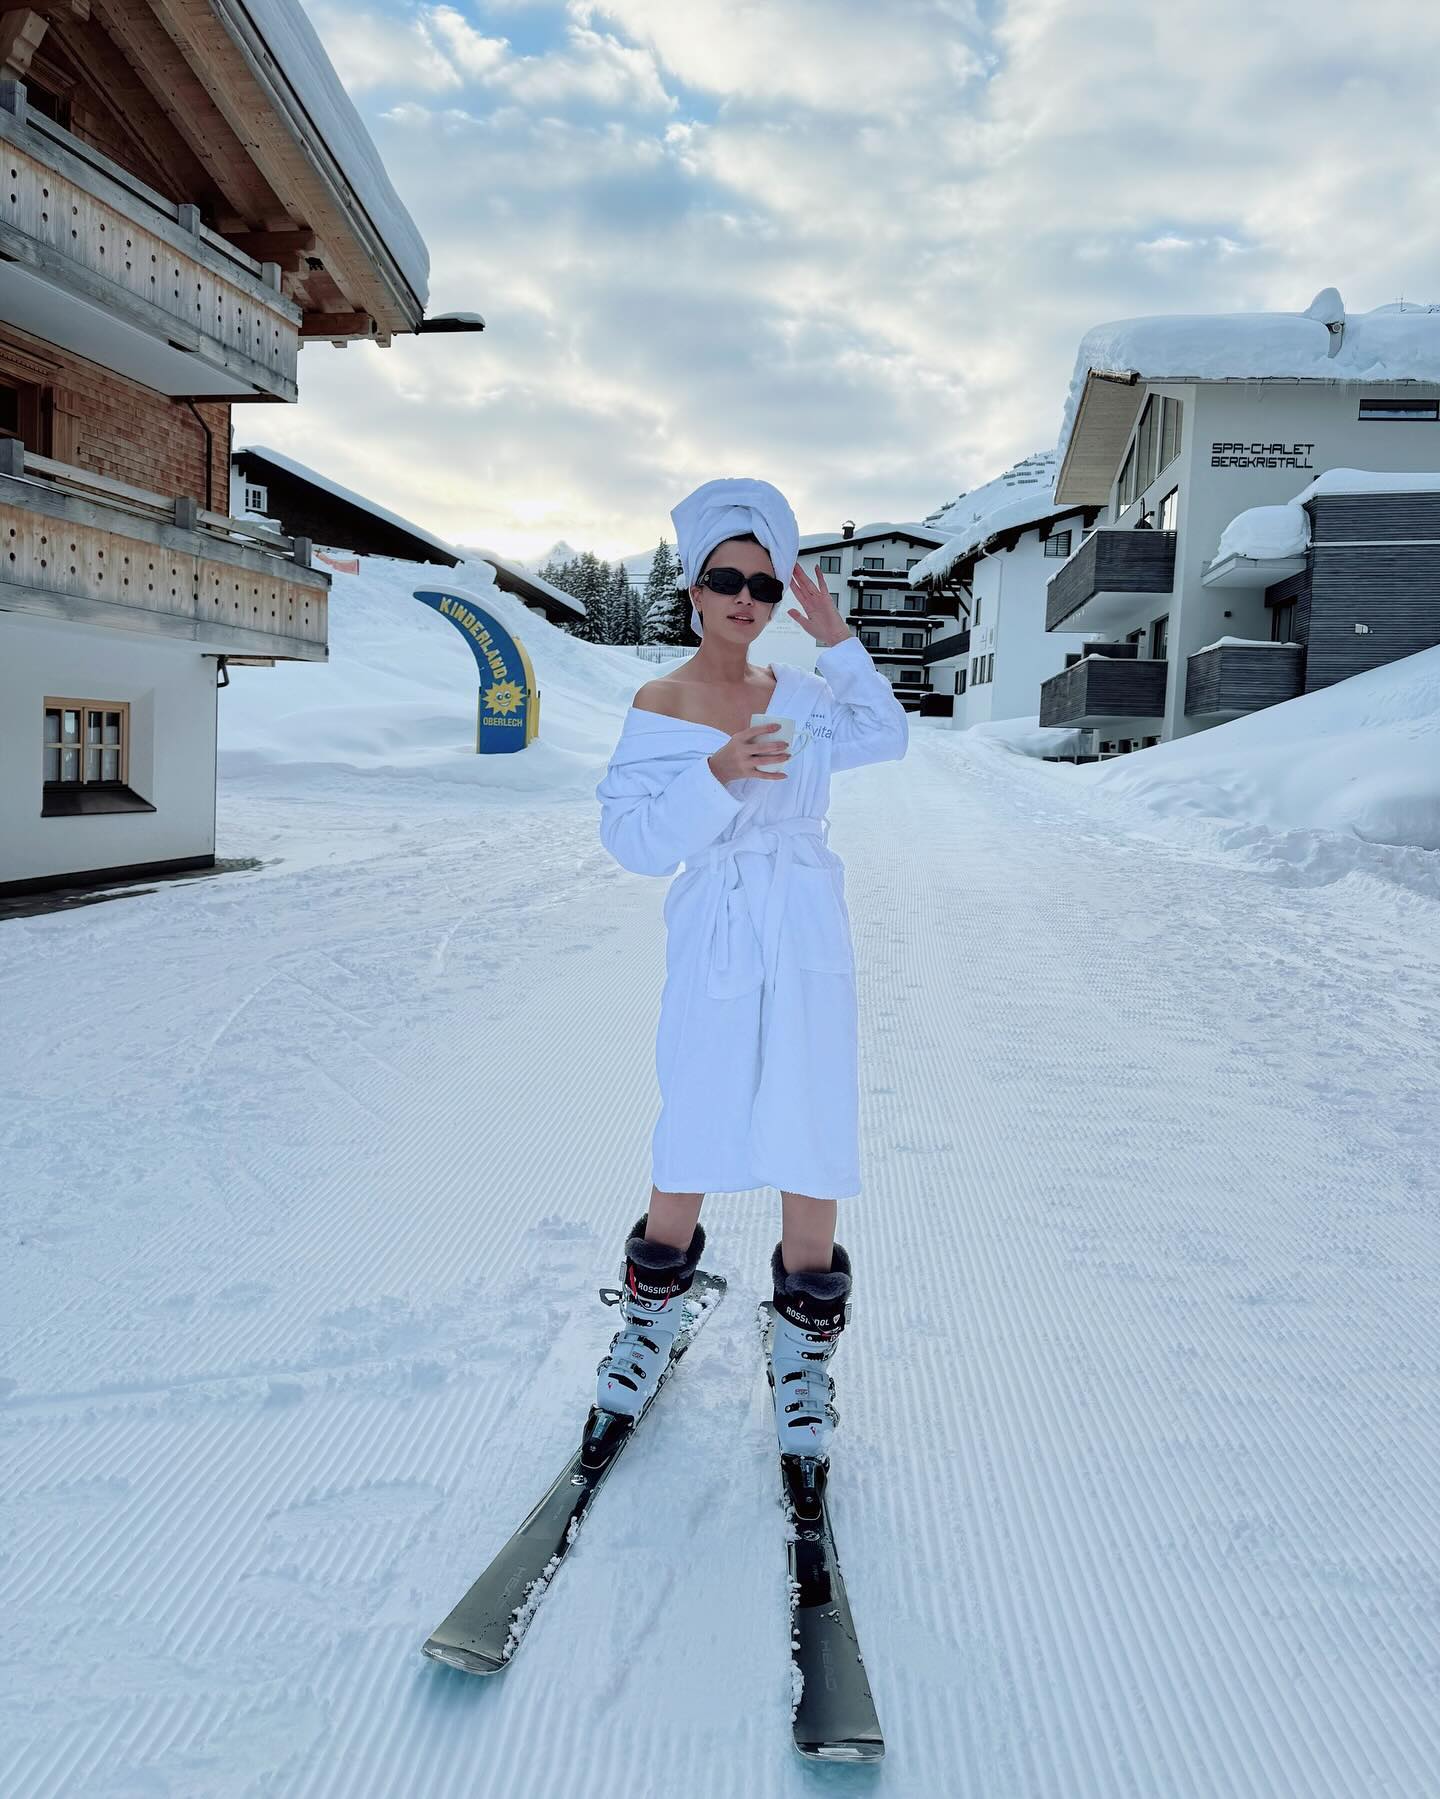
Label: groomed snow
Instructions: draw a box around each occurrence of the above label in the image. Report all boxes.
[1056,292,1440,467]
[3,554,1438,1794]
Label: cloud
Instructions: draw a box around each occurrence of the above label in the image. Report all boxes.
[278,0,1440,562]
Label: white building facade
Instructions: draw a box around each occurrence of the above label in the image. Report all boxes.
[909,451,1100,729]
[1042,294,1440,752]
[787,522,950,700]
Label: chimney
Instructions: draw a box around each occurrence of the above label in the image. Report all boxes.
[841,519,855,540]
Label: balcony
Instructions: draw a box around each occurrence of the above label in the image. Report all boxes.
[1,448,327,660]
[1185,644,1303,718]
[1046,528,1176,632]
[0,92,299,401]
[1039,651,1168,727]
[922,624,969,661]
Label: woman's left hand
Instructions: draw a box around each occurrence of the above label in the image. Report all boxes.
[787,561,850,647]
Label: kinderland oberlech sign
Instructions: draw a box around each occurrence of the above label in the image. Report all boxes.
[414,589,541,753]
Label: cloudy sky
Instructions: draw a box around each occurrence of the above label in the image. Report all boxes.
[255,0,1440,563]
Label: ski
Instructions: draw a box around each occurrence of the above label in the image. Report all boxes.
[760,1299,885,1762]
[422,1268,726,1676]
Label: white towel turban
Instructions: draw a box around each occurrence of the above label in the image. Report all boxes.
[670,476,800,639]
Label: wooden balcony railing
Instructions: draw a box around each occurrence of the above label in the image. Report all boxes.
[0,84,299,401]
[1,445,327,660]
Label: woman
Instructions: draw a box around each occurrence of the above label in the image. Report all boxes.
[591,476,908,1478]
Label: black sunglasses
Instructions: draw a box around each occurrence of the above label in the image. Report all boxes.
[697,566,785,606]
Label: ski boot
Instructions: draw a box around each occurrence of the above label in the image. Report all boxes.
[766,1241,852,1523]
[581,1214,705,1471]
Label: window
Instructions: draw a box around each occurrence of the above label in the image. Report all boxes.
[0,373,46,452]
[1158,487,1178,532]
[971,656,979,685]
[1359,397,1439,420]
[906,557,919,569]
[956,669,967,695]
[1117,394,1183,510]
[862,555,885,569]
[1270,599,1297,642]
[1126,628,1145,648]
[1149,615,1169,661]
[817,554,842,573]
[44,699,129,786]
[986,652,994,683]
[1044,530,1073,559]
[974,594,982,626]
[243,483,269,514]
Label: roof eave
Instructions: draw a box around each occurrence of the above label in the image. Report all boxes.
[208,0,427,335]
[1054,370,1146,508]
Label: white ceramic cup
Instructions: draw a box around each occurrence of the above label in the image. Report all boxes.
[750,714,811,773]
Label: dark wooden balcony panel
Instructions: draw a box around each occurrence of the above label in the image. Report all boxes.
[1039,655,1168,727]
[1046,529,1176,632]
[1185,645,1304,717]
[922,626,969,662]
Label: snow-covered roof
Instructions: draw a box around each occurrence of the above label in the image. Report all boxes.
[798,521,948,552]
[463,547,584,616]
[1211,466,1440,568]
[230,0,430,310]
[1055,290,1440,484]
[909,451,1071,585]
[1292,466,1440,500]
[1214,504,1311,564]
[234,444,458,559]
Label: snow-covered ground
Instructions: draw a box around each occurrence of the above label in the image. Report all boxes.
[3,557,1438,1796]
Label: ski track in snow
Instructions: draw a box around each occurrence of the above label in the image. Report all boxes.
[1,726,1438,1797]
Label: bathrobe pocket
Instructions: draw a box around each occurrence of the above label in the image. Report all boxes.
[791,865,855,975]
[706,886,765,998]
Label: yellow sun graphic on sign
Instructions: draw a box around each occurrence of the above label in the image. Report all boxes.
[484,680,526,717]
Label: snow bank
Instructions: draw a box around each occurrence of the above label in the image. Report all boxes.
[1056,293,1440,467]
[217,551,655,795]
[1213,504,1310,562]
[964,714,1083,759]
[1074,644,1440,856]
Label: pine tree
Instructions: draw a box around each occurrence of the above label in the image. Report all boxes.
[641,538,686,644]
[606,559,636,644]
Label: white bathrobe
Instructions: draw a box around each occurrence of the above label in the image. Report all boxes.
[596,634,909,1200]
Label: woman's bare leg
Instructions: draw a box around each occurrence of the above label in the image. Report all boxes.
[780,1191,838,1274]
[645,1186,703,1250]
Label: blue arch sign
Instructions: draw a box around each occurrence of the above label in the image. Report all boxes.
[414,588,541,754]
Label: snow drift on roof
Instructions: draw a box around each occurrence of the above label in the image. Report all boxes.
[798,521,946,551]
[238,444,457,558]
[909,451,1063,584]
[1211,466,1440,565]
[1213,504,1311,564]
[238,0,430,308]
[1055,292,1440,468]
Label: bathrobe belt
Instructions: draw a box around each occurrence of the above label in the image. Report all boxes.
[685,815,834,1076]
